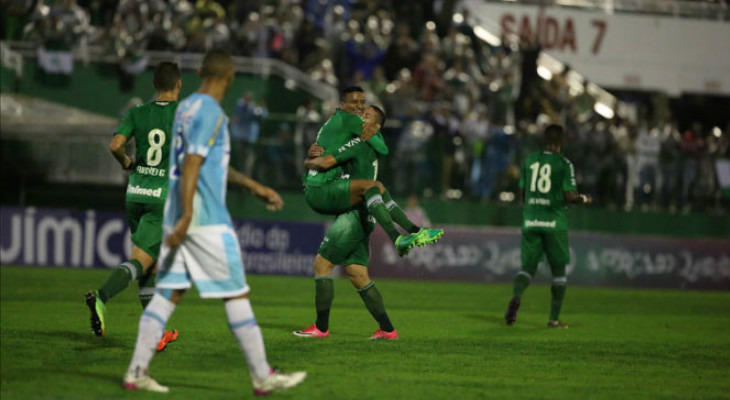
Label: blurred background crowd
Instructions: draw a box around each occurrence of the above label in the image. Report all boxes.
[2,0,729,212]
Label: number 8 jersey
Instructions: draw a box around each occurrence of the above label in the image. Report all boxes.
[519,151,577,231]
[115,100,178,205]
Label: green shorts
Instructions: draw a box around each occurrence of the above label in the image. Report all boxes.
[126,201,164,260]
[305,180,352,215]
[521,230,570,267]
[318,208,375,267]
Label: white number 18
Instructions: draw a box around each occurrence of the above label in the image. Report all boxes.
[529,162,552,193]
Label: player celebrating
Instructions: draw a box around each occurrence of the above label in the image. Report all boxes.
[123,50,305,395]
[86,62,182,350]
[504,124,593,328]
[294,105,442,339]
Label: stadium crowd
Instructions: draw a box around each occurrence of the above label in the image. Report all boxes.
[3,0,729,212]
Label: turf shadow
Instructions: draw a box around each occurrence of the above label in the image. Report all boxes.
[32,329,130,350]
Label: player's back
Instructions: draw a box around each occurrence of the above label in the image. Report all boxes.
[120,101,178,204]
[166,93,232,229]
[305,109,362,186]
[520,151,577,232]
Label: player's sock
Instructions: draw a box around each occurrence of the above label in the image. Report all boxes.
[550,276,567,321]
[358,282,395,332]
[383,190,420,233]
[99,260,143,303]
[127,293,176,374]
[364,186,400,242]
[314,276,334,332]
[138,272,156,309]
[225,298,271,382]
[513,265,536,297]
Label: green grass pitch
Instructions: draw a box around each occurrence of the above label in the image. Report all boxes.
[1,266,729,400]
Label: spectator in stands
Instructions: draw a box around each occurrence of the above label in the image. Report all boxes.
[231,92,268,178]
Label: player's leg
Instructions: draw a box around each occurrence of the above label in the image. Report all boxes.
[350,179,418,255]
[85,202,155,336]
[346,263,398,340]
[381,189,444,247]
[134,203,165,309]
[505,231,542,325]
[124,288,185,393]
[544,231,571,328]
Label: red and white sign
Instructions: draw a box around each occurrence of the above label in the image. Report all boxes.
[463,0,730,95]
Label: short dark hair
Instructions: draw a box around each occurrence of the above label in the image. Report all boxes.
[153,62,180,92]
[369,105,386,125]
[341,86,364,100]
[200,49,233,79]
[544,124,564,145]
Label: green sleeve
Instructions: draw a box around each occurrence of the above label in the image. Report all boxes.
[334,141,369,164]
[115,108,135,138]
[563,159,578,192]
[366,131,389,156]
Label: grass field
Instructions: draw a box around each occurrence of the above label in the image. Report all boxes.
[1,266,729,400]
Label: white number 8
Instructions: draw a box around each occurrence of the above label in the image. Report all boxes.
[146,129,166,167]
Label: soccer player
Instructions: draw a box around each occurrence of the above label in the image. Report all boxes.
[303,87,440,256]
[86,63,283,352]
[86,62,182,350]
[123,50,305,394]
[294,105,441,339]
[504,124,593,328]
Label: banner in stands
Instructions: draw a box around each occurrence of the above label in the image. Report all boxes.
[369,227,730,290]
[461,0,730,95]
[0,207,322,277]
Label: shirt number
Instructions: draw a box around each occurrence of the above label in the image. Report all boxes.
[146,129,166,167]
[529,162,552,193]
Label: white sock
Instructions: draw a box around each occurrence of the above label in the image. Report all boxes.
[127,293,176,375]
[225,298,271,382]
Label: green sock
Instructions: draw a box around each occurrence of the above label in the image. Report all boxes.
[550,277,567,321]
[383,191,420,233]
[98,260,143,303]
[358,282,395,332]
[315,277,334,332]
[364,186,401,243]
[138,271,156,309]
[512,268,535,297]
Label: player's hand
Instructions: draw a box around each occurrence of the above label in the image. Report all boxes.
[308,143,324,157]
[166,215,191,247]
[360,122,381,142]
[582,194,594,205]
[255,186,284,211]
[123,156,135,171]
[304,157,324,170]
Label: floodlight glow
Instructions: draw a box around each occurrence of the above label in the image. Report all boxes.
[594,102,615,119]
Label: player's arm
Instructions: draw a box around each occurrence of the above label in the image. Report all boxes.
[227,166,284,211]
[562,159,592,204]
[360,122,388,156]
[110,108,135,170]
[304,140,370,171]
[166,154,204,247]
[109,134,134,170]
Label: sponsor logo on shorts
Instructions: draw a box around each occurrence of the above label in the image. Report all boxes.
[127,185,163,198]
[524,219,556,228]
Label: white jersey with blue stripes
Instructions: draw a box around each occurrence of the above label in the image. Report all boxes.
[165,93,232,229]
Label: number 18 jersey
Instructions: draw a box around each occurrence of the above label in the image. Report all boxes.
[519,151,577,232]
[115,101,178,205]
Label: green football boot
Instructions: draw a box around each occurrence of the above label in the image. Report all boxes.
[413,228,444,248]
[85,290,107,336]
[394,233,418,257]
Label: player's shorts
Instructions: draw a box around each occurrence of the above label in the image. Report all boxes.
[305,179,352,215]
[126,201,164,259]
[521,230,570,267]
[157,225,249,298]
[318,208,374,267]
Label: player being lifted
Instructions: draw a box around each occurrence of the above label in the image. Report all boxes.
[123,49,304,395]
[505,124,592,328]
[303,87,443,256]
[294,99,442,339]
[86,62,283,351]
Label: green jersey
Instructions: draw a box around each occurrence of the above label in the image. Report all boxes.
[305,109,389,186]
[333,132,388,180]
[115,100,178,205]
[519,151,577,231]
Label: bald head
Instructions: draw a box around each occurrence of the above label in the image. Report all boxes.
[200,49,233,80]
